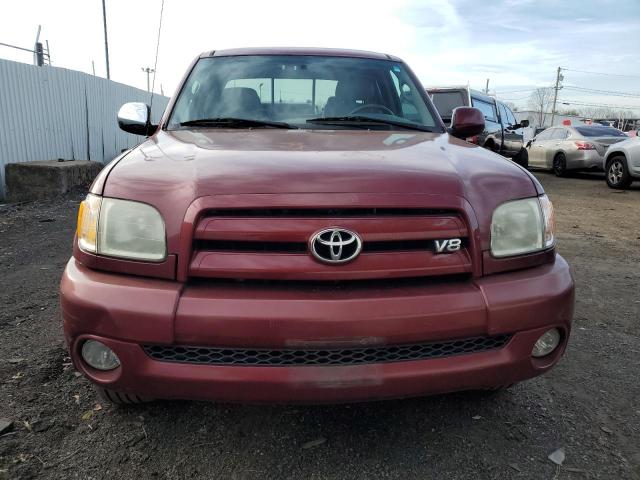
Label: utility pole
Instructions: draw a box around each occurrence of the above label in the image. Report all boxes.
[34,43,44,66]
[102,0,110,79]
[484,79,490,94]
[142,67,155,92]
[550,67,563,126]
[33,25,44,66]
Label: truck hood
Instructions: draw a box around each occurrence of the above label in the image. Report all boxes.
[104,129,536,197]
[100,129,540,252]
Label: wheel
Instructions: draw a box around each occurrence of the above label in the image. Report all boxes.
[512,148,529,169]
[465,384,515,398]
[95,386,153,406]
[606,155,633,189]
[484,140,498,153]
[552,153,568,177]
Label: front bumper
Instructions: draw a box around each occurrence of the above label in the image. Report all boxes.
[61,256,574,403]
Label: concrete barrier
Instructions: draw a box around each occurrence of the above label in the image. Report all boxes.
[5,160,103,203]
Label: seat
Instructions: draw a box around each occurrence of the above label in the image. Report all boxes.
[324,80,376,117]
[215,87,264,118]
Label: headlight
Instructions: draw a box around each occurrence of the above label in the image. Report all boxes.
[490,194,555,257]
[77,194,166,262]
[77,194,101,253]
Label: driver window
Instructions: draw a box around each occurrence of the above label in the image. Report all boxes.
[499,104,510,125]
[390,70,422,122]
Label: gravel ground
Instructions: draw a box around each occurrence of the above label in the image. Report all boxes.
[0,172,639,480]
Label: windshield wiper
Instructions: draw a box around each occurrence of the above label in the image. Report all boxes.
[306,116,434,132]
[179,117,297,129]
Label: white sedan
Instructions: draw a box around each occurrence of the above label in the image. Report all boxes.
[603,136,640,189]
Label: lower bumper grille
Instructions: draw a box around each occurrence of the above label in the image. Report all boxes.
[142,335,511,367]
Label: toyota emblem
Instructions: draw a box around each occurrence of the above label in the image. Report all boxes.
[310,228,362,264]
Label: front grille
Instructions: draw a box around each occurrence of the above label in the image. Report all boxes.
[142,335,510,367]
[194,238,465,254]
[202,208,452,217]
[188,206,472,281]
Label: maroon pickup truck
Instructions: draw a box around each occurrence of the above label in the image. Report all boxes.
[60,48,574,405]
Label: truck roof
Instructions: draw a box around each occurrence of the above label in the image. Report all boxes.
[427,86,498,104]
[200,47,402,62]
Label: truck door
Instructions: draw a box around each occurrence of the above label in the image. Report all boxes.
[471,97,501,153]
[529,129,552,167]
[498,103,519,157]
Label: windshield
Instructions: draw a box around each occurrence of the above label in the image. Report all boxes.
[574,126,628,137]
[167,55,440,131]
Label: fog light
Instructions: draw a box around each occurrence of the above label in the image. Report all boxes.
[532,328,561,358]
[81,340,120,371]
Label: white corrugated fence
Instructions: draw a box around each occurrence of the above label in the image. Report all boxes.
[0,59,169,199]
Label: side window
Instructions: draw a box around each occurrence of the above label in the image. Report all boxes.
[472,98,497,122]
[536,129,552,141]
[389,69,431,124]
[390,71,401,97]
[506,107,517,126]
[498,103,510,126]
[551,129,568,140]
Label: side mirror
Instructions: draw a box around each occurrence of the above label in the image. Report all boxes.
[507,119,530,131]
[117,102,156,136]
[449,107,485,139]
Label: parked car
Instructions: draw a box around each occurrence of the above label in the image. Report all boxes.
[603,136,640,189]
[427,86,529,167]
[60,48,573,405]
[527,125,628,176]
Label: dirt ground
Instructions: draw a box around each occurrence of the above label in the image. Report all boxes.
[1,172,639,480]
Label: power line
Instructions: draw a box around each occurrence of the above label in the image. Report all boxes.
[563,86,640,98]
[558,99,640,111]
[497,95,531,101]
[561,68,640,79]
[0,41,35,53]
[494,88,538,94]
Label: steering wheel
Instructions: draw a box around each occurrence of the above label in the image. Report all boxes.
[348,104,395,115]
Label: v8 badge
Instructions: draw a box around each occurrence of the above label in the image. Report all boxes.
[434,238,462,253]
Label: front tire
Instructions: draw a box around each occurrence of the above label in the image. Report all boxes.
[553,153,568,177]
[513,148,529,169]
[96,386,153,406]
[466,384,516,398]
[606,155,633,189]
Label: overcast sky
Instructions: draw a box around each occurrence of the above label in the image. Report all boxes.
[2,0,639,114]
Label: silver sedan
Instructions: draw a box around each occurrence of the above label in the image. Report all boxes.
[527,125,628,176]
